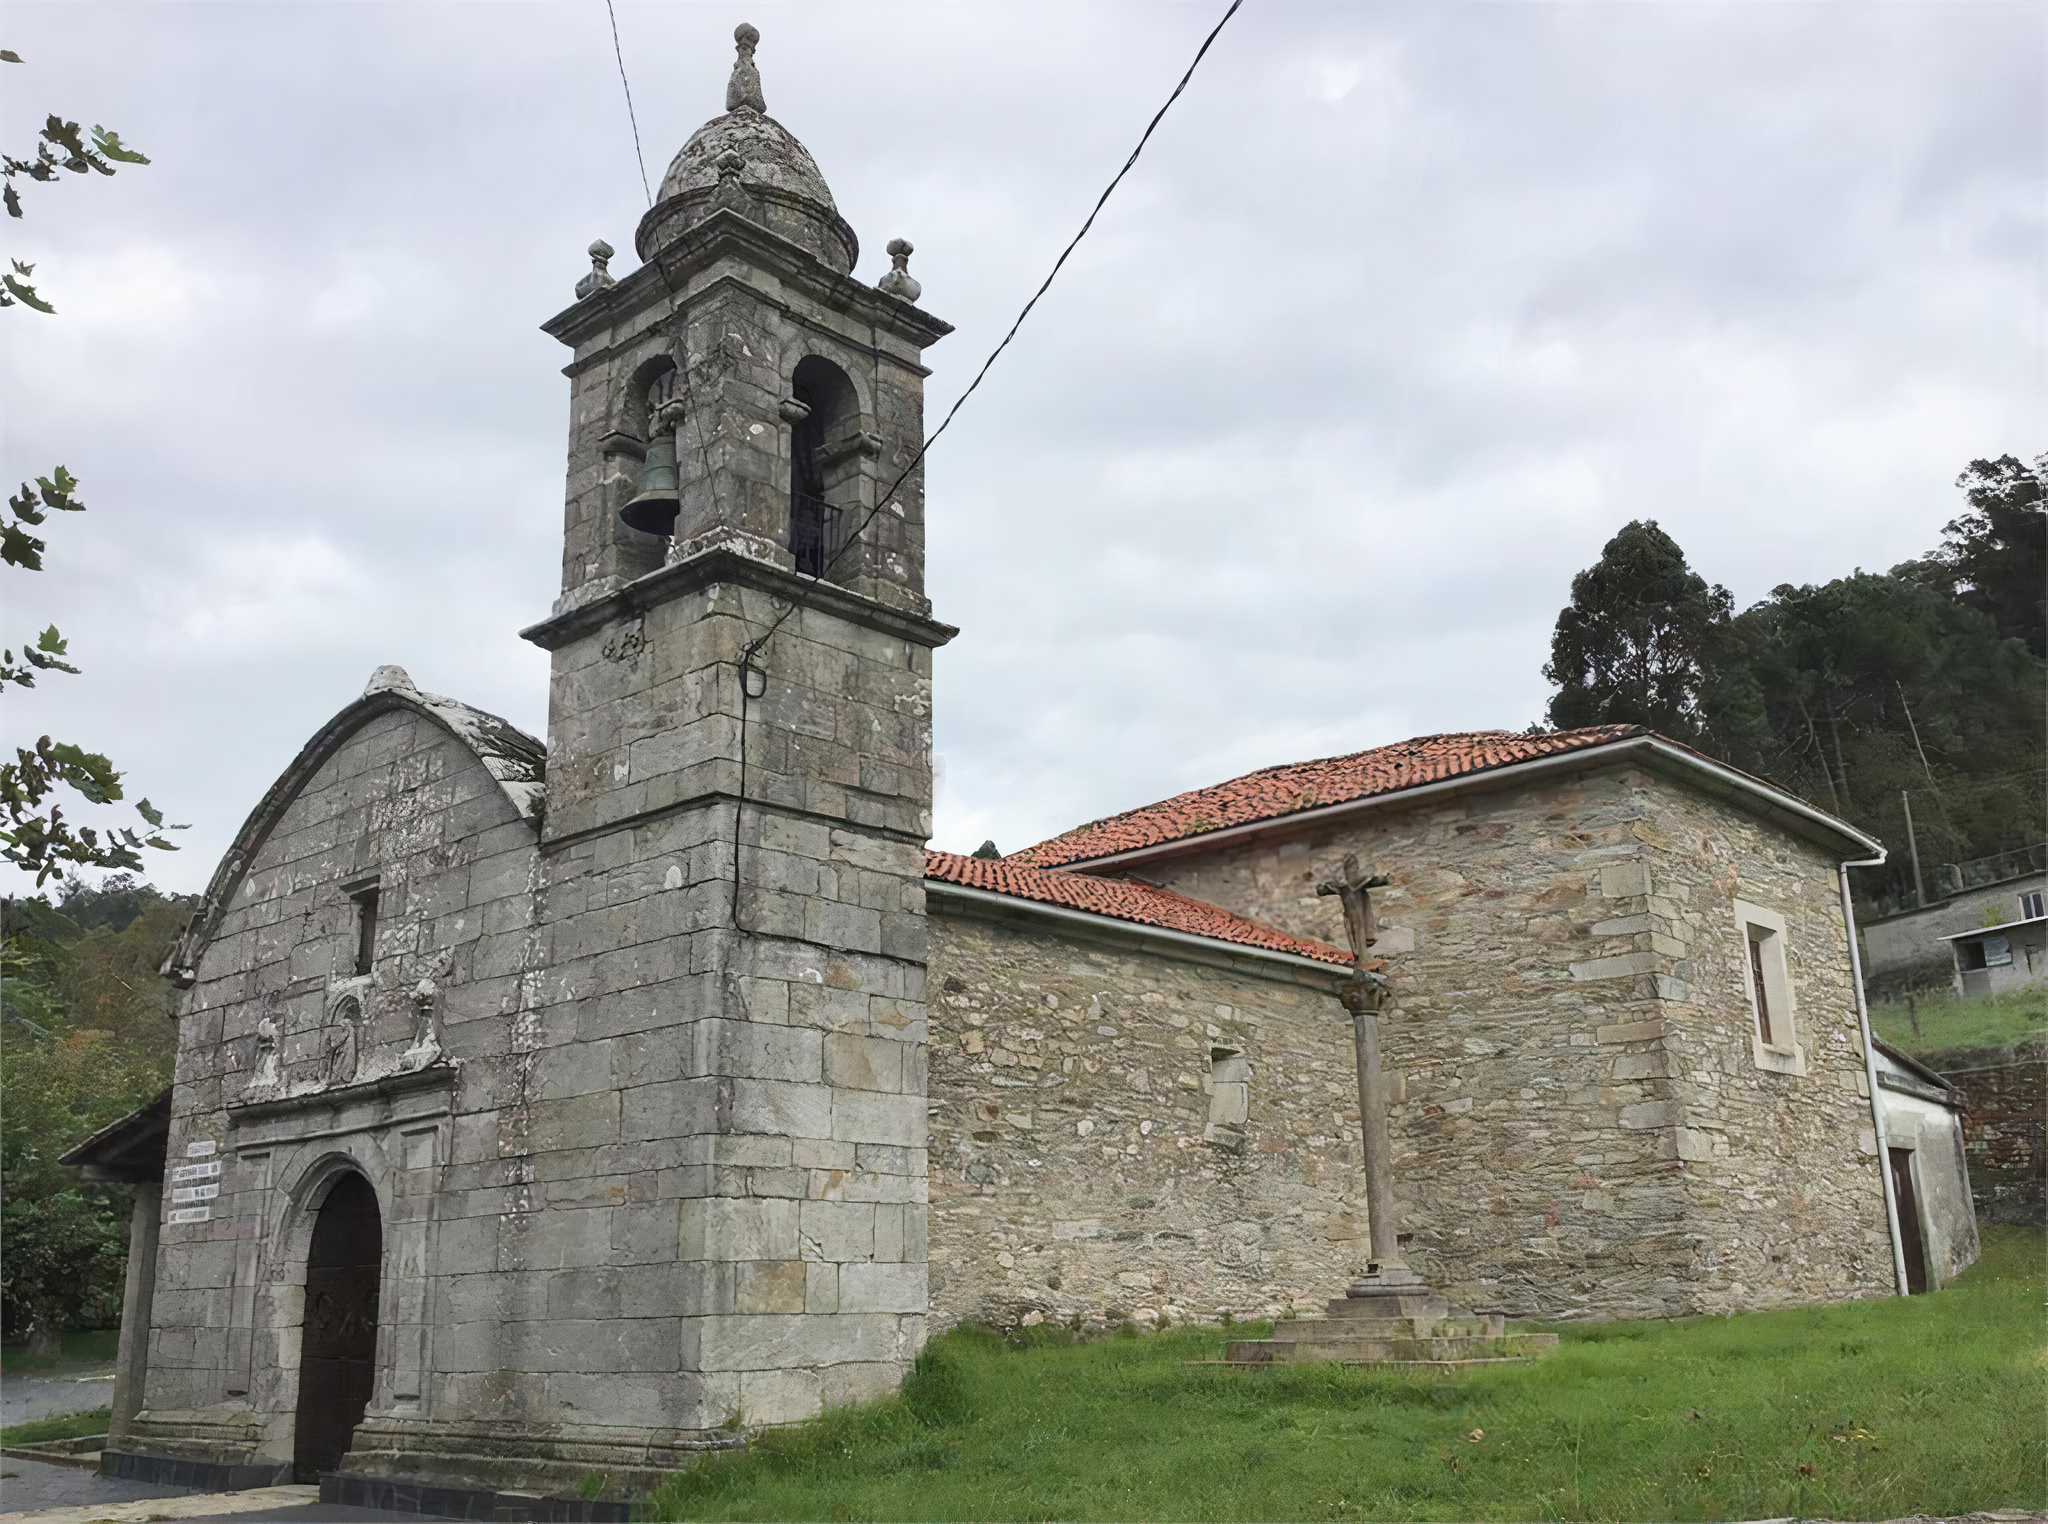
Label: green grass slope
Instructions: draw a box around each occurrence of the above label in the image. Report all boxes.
[0,1407,111,1446]
[1870,988,2044,1057]
[649,1226,2044,1523]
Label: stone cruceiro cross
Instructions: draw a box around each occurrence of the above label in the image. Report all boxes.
[1316,853,1408,1288]
[1226,851,1559,1365]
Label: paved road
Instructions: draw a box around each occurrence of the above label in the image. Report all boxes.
[0,1455,188,1516]
[0,1462,453,1521]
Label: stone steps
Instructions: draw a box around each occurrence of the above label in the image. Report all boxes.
[1265,1314,1502,1342]
[1225,1330,1559,1365]
[1221,1266,1559,1369]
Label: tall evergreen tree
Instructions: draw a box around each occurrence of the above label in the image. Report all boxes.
[1924,455,2046,657]
[1542,520,1732,739]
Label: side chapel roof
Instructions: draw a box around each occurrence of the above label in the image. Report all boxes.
[1012,725,1884,870]
[58,1086,171,1183]
[925,848,1355,968]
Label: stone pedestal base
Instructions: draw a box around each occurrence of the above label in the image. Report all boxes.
[1224,1267,1558,1367]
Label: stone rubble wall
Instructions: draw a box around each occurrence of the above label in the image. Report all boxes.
[925,909,1360,1331]
[1932,1042,2046,1225]
[1142,763,1893,1318]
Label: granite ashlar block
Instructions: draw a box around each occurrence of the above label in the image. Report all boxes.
[693,1311,906,1373]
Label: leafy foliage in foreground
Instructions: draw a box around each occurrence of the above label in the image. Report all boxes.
[0,49,175,884]
[1,471,183,884]
[646,1228,2042,1522]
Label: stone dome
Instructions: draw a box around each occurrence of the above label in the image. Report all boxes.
[658,109,837,214]
[634,25,859,274]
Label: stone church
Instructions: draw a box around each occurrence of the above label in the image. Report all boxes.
[67,24,1925,1508]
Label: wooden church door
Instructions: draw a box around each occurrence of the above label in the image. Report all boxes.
[293,1173,382,1481]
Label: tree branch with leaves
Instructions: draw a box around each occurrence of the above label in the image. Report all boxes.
[1,47,179,884]
[3,46,150,313]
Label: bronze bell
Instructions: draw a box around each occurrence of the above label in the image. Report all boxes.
[619,435,680,537]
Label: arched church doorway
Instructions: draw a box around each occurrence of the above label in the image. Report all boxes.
[293,1172,381,1482]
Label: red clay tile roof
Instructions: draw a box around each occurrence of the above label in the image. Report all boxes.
[925,849,1356,967]
[1012,725,1648,869]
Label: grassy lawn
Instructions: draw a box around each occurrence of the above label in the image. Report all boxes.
[0,1407,111,1446]
[0,1328,121,1373]
[1870,987,2044,1057]
[647,1226,2044,1523]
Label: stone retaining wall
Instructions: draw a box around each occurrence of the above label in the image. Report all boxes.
[1932,1041,2046,1225]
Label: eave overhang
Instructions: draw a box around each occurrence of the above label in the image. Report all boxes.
[541,207,952,355]
[927,878,1353,991]
[520,543,958,654]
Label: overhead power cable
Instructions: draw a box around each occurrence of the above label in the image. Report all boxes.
[604,0,653,205]
[726,0,1247,926]
[742,0,1247,661]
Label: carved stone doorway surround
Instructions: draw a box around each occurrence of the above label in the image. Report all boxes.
[224,1065,455,1475]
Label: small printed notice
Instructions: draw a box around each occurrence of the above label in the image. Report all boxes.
[167,1207,211,1225]
[185,1140,218,1158]
[171,1161,222,1183]
[171,1184,220,1205]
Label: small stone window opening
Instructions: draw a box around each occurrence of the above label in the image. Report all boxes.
[1746,933,1775,1047]
[346,881,380,979]
[2021,890,2044,921]
[1734,897,1800,1072]
[1204,1048,1250,1150]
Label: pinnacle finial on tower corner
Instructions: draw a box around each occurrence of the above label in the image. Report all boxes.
[727,22,765,113]
[877,238,922,303]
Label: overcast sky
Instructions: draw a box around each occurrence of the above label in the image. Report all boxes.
[3,0,2041,898]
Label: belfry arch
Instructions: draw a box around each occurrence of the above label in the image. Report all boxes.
[787,354,863,578]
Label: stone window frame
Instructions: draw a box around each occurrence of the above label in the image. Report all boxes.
[341,874,381,980]
[1203,1047,1251,1151]
[1733,897,1805,1077]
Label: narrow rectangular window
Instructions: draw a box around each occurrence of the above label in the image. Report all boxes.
[349,884,380,977]
[1734,897,1801,1073]
[2021,890,2043,920]
[1204,1048,1251,1150]
[1747,934,1774,1047]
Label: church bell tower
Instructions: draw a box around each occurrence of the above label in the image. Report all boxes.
[521,23,953,1429]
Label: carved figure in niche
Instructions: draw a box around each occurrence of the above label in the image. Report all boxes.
[325,996,364,1087]
[403,977,443,1069]
[250,1013,281,1091]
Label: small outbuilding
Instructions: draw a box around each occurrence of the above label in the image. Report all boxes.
[1871,1040,1978,1293]
[1942,915,2048,997]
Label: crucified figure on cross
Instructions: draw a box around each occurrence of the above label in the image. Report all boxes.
[1317,853,1411,1285]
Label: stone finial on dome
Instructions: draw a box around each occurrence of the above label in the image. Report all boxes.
[876,238,921,303]
[727,23,765,113]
